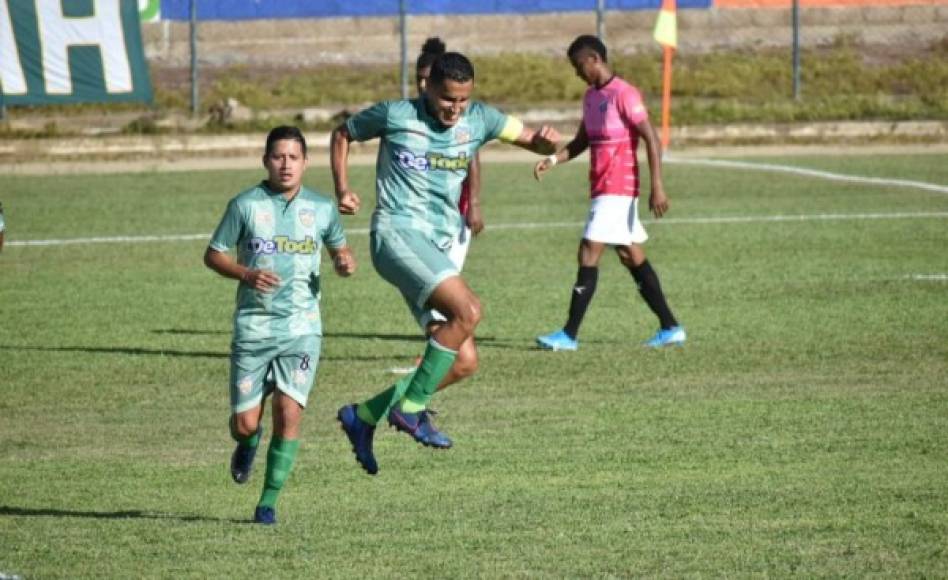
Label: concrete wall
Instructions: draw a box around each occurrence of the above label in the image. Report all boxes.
[141,6,948,67]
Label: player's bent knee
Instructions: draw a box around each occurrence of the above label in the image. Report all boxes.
[450,298,482,335]
[232,412,260,439]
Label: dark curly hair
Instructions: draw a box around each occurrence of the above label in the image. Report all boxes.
[567,34,608,63]
[265,125,307,157]
[429,52,475,85]
[416,37,446,72]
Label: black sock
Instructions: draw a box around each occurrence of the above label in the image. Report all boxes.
[563,266,598,339]
[628,260,678,329]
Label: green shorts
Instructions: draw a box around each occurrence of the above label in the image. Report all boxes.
[230,333,321,413]
[370,229,459,314]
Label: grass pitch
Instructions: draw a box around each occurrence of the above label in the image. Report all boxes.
[1,152,946,578]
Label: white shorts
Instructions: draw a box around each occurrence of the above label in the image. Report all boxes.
[583,195,648,246]
[446,225,471,271]
[418,225,471,328]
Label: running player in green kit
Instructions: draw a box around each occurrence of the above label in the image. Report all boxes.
[204,126,356,524]
[331,52,560,475]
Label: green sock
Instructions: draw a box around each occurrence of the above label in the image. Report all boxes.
[257,436,300,509]
[230,416,261,448]
[358,340,457,423]
[400,339,456,410]
[358,374,413,425]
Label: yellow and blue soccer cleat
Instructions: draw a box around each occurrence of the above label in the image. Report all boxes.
[388,407,453,449]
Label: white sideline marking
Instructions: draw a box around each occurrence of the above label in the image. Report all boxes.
[666,156,948,195]
[910,274,948,281]
[8,211,948,247]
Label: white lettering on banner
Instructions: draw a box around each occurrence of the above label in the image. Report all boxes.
[0,0,27,94]
[36,0,132,95]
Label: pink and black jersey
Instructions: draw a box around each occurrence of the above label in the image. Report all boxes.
[583,76,649,198]
[459,178,471,217]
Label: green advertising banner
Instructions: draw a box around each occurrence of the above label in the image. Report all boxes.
[1,0,153,106]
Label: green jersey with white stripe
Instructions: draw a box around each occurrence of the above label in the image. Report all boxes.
[345,98,509,248]
[209,182,346,342]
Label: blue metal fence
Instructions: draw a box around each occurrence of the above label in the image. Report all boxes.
[160,0,711,21]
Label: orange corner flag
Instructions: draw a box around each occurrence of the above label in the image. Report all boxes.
[654,0,677,151]
[653,0,678,49]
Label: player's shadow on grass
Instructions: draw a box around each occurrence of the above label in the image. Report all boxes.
[0,344,229,359]
[152,328,229,336]
[0,344,409,363]
[0,505,245,524]
[324,331,535,351]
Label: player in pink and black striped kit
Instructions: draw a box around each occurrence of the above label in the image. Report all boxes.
[534,35,685,350]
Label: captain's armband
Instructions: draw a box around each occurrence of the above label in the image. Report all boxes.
[498,116,525,144]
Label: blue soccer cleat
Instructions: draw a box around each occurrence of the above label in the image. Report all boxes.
[536,329,579,351]
[230,426,263,484]
[644,326,687,348]
[388,407,453,449]
[337,404,379,475]
[253,505,276,525]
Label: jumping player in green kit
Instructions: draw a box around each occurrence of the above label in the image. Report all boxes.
[330,52,561,475]
[204,126,356,524]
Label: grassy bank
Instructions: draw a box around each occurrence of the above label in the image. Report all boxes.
[2,42,946,138]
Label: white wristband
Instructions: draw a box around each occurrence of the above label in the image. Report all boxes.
[546,154,558,166]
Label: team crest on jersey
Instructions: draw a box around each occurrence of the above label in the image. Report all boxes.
[298,208,316,227]
[454,128,471,143]
[238,376,253,395]
[599,100,609,113]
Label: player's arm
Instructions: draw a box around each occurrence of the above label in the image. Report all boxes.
[495,115,561,156]
[636,118,669,218]
[534,123,589,181]
[466,153,484,235]
[204,247,281,292]
[327,245,356,277]
[330,124,361,215]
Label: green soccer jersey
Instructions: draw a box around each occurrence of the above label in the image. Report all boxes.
[345,98,512,248]
[209,182,346,342]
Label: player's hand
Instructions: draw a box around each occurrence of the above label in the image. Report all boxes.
[649,187,669,218]
[531,126,561,156]
[337,189,361,215]
[467,205,485,235]
[534,156,555,181]
[242,269,281,292]
[332,249,356,277]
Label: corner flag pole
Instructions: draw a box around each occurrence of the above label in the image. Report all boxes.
[660,46,673,151]
[653,0,678,152]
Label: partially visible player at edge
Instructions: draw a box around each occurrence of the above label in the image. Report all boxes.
[534,35,685,350]
[332,51,560,475]
[204,126,356,524]
[408,37,484,397]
